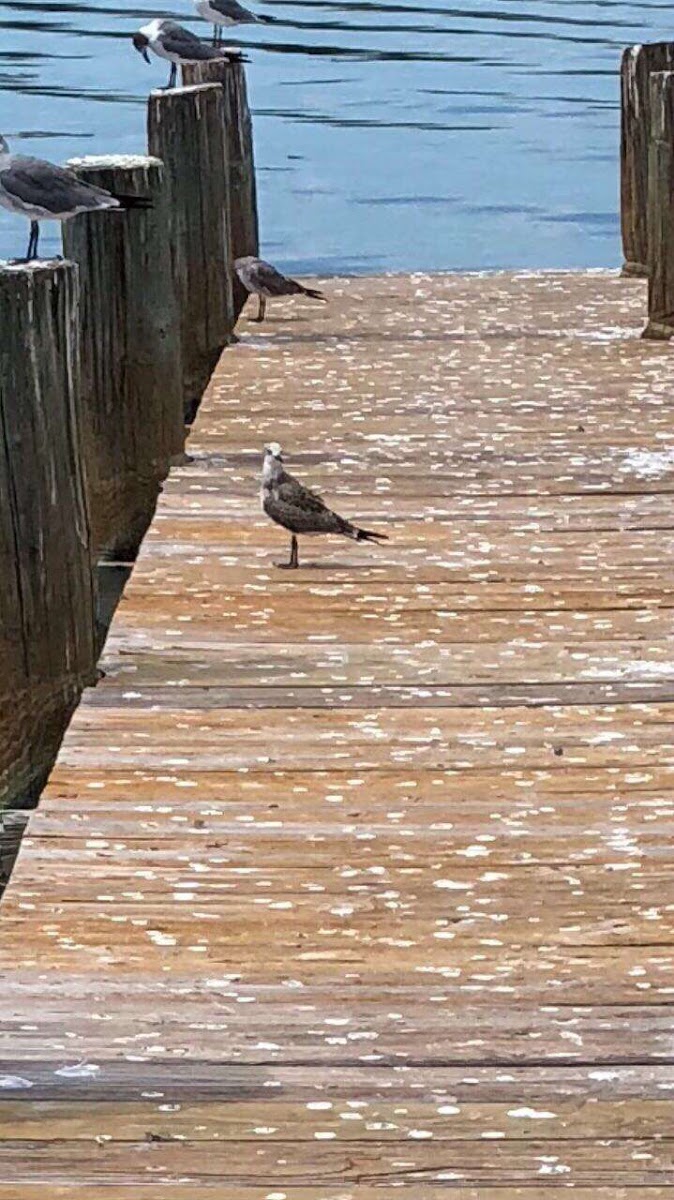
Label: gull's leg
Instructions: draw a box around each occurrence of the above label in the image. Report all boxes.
[276,534,299,570]
[28,221,39,260]
[167,62,177,89]
[254,294,267,323]
[9,220,39,265]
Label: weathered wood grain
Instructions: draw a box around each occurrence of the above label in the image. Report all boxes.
[147,85,234,417]
[643,72,674,339]
[0,1191,668,1200]
[0,262,96,808]
[1,272,674,1194]
[62,155,184,560]
[0,811,28,890]
[0,1136,671,1187]
[180,59,259,319]
[621,42,674,275]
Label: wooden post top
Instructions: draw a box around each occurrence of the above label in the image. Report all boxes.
[66,153,163,171]
[149,82,225,99]
[182,58,246,85]
[0,258,76,276]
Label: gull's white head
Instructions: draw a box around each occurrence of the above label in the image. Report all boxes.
[264,442,283,460]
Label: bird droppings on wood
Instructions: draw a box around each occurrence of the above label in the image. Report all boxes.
[1,271,674,1193]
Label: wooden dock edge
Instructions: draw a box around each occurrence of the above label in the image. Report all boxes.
[0,59,258,827]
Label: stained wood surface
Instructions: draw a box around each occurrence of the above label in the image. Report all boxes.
[148,85,234,415]
[621,42,674,275]
[0,261,96,807]
[181,60,259,319]
[62,155,184,559]
[1,271,674,1194]
[643,72,674,341]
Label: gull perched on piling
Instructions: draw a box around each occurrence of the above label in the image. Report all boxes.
[235,255,326,322]
[194,0,271,46]
[261,443,388,570]
[133,20,243,89]
[0,136,151,261]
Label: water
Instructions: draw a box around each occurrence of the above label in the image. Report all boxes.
[0,1,670,272]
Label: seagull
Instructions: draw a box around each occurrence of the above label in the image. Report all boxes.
[0,135,151,262]
[132,19,243,89]
[235,255,326,322]
[261,443,388,570]
[194,0,271,46]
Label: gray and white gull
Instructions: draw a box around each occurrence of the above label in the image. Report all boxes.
[194,0,271,46]
[261,443,388,570]
[133,19,243,90]
[0,136,150,261]
[235,255,326,322]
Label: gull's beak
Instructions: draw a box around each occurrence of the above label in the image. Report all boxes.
[132,35,151,63]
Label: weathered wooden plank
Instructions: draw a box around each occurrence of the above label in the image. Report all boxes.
[0,1191,666,1200]
[89,639,674,689]
[62,155,184,559]
[37,705,674,777]
[2,1000,674,1065]
[2,1094,673,1140]
[0,262,96,807]
[0,1137,671,1187]
[106,598,674,642]
[0,1062,670,1100]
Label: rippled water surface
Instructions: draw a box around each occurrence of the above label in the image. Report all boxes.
[0,2,670,270]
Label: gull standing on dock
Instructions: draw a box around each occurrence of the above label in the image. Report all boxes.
[235,255,326,322]
[132,20,243,89]
[194,0,271,46]
[261,443,388,570]
[0,136,150,261]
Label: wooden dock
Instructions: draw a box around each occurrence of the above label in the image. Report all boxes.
[1,269,674,1194]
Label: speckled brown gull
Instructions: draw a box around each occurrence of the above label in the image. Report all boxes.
[132,19,243,89]
[261,442,388,569]
[235,255,326,322]
[0,135,151,261]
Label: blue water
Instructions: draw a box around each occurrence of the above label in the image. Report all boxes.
[0,2,670,271]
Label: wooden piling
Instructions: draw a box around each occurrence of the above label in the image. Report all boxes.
[0,809,28,894]
[181,59,260,318]
[621,42,674,276]
[0,261,96,806]
[62,154,184,562]
[642,72,674,340]
[148,85,234,416]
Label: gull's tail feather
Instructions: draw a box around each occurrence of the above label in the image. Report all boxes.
[355,527,388,543]
[301,285,326,302]
[215,49,249,61]
[114,193,153,211]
